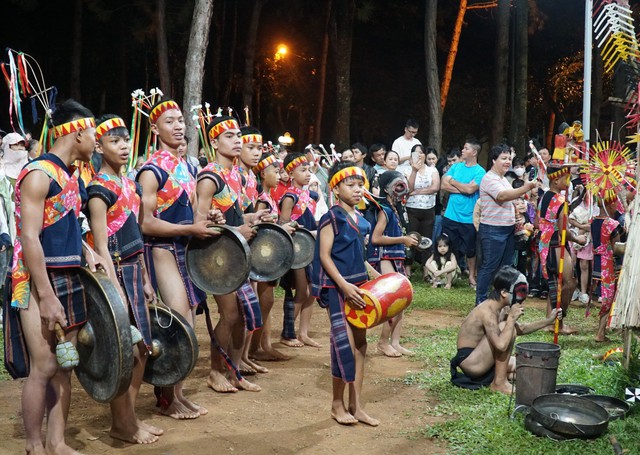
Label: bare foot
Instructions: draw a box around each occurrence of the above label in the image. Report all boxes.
[243,358,269,373]
[490,381,514,395]
[300,335,322,348]
[392,344,414,356]
[207,370,238,393]
[559,325,578,335]
[431,282,438,289]
[180,396,208,416]
[239,361,257,376]
[25,443,47,455]
[444,284,452,290]
[595,336,611,343]
[138,419,164,436]
[351,409,380,427]
[251,348,291,361]
[45,443,85,455]
[159,398,200,420]
[230,377,262,392]
[280,337,304,348]
[377,343,401,358]
[331,408,358,425]
[110,425,159,444]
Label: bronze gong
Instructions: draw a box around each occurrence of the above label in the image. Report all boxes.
[249,223,294,282]
[143,304,199,386]
[290,228,315,269]
[75,268,133,403]
[186,225,251,295]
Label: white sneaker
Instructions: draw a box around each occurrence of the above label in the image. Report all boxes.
[572,290,580,301]
[579,293,590,305]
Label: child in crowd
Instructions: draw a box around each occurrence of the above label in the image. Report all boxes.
[279,152,320,347]
[568,194,593,305]
[367,170,417,357]
[311,161,380,426]
[424,234,458,289]
[310,173,329,221]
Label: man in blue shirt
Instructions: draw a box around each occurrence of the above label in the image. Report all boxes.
[440,139,486,288]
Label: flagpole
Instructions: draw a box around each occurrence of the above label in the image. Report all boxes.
[583,0,593,147]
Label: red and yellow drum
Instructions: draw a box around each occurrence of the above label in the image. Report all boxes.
[345,273,413,328]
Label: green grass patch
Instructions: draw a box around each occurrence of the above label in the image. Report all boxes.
[406,275,640,454]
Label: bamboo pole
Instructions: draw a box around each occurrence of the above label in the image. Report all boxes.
[440,0,467,110]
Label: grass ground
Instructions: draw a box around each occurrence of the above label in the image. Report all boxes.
[404,271,639,454]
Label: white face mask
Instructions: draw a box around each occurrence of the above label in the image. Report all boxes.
[514,167,525,177]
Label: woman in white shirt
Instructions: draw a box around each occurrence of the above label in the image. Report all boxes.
[404,145,440,273]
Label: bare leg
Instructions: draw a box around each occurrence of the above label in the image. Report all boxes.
[20,294,82,455]
[377,261,401,357]
[292,268,321,347]
[251,283,290,361]
[579,259,590,296]
[208,292,241,393]
[152,248,205,417]
[330,378,357,425]
[595,314,610,342]
[467,256,477,286]
[348,326,379,426]
[109,345,159,444]
[241,331,268,373]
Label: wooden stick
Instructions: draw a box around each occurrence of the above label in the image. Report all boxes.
[554,195,568,344]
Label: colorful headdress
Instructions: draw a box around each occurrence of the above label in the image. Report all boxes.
[52,117,96,139]
[254,154,280,174]
[208,116,240,141]
[149,100,181,124]
[285,156,308,173]
[95,117,126,141]
[329,166,368,190]
[242,132,263,144]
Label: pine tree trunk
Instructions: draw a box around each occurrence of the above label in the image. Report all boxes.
[509,0,528,154]
[241,0,266,117]
[314,0,333,144]
[156,0,171,94]
[184,0,215,158]
[425,0,442,153]
[332,0,355,147]
[490,0,510,149]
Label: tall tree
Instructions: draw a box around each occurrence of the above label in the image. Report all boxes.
[508,0,528,153]
[70,0,83,99]
[184,0,215,158]
[241,0,266,117]
[156,0,171,94]
[490,0,510,149]
[424,0,442,152]
[331,0,356,146]
[314,0,333,144]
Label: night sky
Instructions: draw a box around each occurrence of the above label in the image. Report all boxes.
[0,0,632,152]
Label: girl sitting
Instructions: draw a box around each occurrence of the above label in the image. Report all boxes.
[424,234,459,289]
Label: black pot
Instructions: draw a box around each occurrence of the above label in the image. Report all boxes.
[555,383,595,395]
[582,395,631,420]
[530,394,609,439]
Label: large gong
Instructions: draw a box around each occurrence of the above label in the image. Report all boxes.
[249,223,294,281]
[75,268,133,403]
[186,225,251,295]
[143,304,199,386]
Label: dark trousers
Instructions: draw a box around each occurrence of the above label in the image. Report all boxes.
[406,206,435,265]
[476,223,515,305]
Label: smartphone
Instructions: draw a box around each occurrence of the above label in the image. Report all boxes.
[528,166,537,181]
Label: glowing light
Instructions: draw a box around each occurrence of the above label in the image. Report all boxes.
[275,44,288,60]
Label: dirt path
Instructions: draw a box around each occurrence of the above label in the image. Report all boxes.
[0,302,455,455]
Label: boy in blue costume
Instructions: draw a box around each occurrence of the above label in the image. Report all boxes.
[311,161,380,426]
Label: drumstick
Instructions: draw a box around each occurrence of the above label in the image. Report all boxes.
[54,323,80,369]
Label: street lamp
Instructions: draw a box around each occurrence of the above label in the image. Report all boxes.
[275,44,288,61]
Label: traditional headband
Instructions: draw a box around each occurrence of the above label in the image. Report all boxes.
[208,118,240,141]
[242,133,263,144]
[53,117,96,139]
[95,117,126,141]
[285,156,308,173]
[254,154,279,173]
[546,165,571,179]
[329,166,369,190]
[149,100,181,124]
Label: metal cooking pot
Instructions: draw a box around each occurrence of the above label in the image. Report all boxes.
[582,395,631,421]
